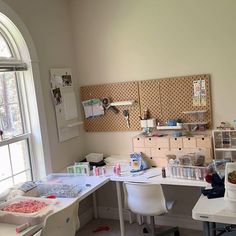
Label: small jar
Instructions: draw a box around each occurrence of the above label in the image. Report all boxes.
[162,167,166,178]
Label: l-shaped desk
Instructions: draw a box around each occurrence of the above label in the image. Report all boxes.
[0,168,208,236]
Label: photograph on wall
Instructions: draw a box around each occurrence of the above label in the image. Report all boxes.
[62,74,72,87]
[52,87,62,106]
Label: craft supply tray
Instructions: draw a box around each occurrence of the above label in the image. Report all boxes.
[37,173,83,198]
[0,196,55,225]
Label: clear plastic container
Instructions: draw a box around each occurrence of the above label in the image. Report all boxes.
[168,164,207,181]
[37,173,83,198]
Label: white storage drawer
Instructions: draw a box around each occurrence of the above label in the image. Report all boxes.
[196,136,212,148]
[132,137,145,147]
[170,137,183,148]
[156,138,169,148]
[183,137,197,148]
[144,137,157,147]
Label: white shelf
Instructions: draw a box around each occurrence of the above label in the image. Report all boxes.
[110,100,136,106]
[183,122,208,125]
[156,126,182,130]
[182,110,207,115]
[215,148,236,151]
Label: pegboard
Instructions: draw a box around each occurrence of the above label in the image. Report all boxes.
[80,82,140,131]
[139,80,161,119]
[80,74,212,132]
[139,74,212,127]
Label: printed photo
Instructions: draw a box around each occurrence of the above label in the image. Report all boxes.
[52,88,62,105]
[62,74,72,87]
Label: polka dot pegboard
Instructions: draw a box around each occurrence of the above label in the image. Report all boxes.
[80,81,141,132]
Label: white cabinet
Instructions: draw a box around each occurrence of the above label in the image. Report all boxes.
[213,130,236,162]
[133,135,213,167]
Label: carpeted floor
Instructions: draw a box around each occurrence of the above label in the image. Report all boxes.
[76,219,202,236]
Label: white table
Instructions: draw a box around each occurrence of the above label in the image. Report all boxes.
[0,176,109,236]
[192,195,236,236]
[110,167,207,236]
[0,169,207,236]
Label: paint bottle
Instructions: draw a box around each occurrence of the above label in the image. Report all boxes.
[93,166,96,176]
[116,163,121,175]
[162,167,166,178]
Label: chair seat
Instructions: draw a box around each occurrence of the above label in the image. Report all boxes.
[123,182,180,236]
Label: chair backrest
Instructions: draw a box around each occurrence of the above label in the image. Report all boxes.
[123,182,167,216]
[40,198,79,236]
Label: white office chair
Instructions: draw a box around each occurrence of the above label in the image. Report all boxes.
[123,182,180,236]
[35,198,80,236]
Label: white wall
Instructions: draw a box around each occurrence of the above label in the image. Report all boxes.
[70,0,236,155]
[2,0,86,172]
[69,0,236,225]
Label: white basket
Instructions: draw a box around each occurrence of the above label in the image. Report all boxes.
[225,162,236,187]
[224,191,236,213]
[0,196,55,225]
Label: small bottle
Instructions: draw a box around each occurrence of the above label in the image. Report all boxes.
[162,167,166,178]
[92,166,96,176]
[116,163,121,175]
[102,167,106,176]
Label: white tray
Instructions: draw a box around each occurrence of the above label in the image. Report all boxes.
[0,196,56,225]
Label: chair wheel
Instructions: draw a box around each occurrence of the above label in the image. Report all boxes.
[143,227,149,234]
[174,230,180,236]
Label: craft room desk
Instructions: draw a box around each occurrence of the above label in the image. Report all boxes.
[0,176,109,236]
[0,169,208,236]
[110,167,208,236]
[192,195,236,236]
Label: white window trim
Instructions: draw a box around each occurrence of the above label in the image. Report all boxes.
[0,0,52,179]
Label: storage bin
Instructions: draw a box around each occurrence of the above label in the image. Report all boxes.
[37,173,83,198]
[0,196,55,225]
[168,164,207,181]
[224,191,236,213]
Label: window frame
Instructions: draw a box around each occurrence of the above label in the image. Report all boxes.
[0,29,34,186]
[0,5,52,183]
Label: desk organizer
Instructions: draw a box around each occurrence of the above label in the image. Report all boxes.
[37,174,83,198]
[168,164,207,181]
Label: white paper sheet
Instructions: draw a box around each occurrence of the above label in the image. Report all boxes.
[63,92,78,120]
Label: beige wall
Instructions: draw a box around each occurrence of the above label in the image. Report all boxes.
[2,0,86,172]
[68,0,236,224]
[70,0,236,155]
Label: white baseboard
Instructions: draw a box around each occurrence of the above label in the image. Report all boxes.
[97,206,203,231]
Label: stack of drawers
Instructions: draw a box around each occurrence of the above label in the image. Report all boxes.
[132,135,212,167]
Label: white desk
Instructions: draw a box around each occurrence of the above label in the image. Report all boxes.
[110,167,207,236]
[0,176,109,236]
[0,169,207,236]
[192,195,236,236]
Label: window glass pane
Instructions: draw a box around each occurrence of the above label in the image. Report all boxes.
[13,170,31,185]
[0,178,13,192]
[0,33,12,58]
[10,140,30,175]
[0,72,23,139]
[0,145,12,180]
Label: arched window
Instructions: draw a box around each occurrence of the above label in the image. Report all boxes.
[0,6,51,193]
[0,31,32,192]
